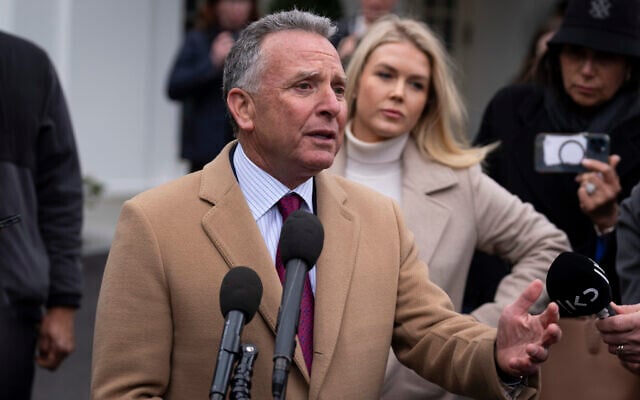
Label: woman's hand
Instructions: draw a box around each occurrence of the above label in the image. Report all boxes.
[575,155,621,232]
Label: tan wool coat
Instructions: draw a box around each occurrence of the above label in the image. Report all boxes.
[91,142,540,400]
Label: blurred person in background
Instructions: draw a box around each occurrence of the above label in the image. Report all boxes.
[329,15,570,400]
[474,0,640,398]
[167,0,259,172]
[616,181,640,304]
[330,0,398,64]
[512,1,566,84]
[0,31,83,400]
[475,0,640,314]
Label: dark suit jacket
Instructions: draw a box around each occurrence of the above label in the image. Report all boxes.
[91,142,538,399]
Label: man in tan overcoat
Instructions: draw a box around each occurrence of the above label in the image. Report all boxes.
[91,10,561,400]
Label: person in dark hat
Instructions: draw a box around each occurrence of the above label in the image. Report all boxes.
[472,0,640,398]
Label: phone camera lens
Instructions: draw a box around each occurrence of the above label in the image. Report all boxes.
[589,138,606,152]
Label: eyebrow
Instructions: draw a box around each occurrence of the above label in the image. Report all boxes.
[374,62,429,81]
[287,70,347,85]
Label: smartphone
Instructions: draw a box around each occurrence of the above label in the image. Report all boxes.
[534,132,610,173]
[0,214,21,229]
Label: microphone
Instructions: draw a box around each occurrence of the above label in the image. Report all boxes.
[272,210,324,400]
[546,252,615,318]
[210,267,263,400]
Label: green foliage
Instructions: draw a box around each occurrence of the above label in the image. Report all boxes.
[268,0,344,20]
[83,175,104,208]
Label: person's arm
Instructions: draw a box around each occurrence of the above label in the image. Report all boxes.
[389,201,554,399]
[166,30,221,100]
[35,59,83,370]
[617,183,640,304]
[91,201,172,399]
[470,166,571,325]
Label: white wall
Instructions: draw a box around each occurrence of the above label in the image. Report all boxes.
[0,0,186,198]
[455,0,558,137]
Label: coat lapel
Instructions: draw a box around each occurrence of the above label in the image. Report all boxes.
[308,171,359,399]
[199,145,359,387]
[329,138,456,265]
[198,143,286,360]
[401,140,455,264]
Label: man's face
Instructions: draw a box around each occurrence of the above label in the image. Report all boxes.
[239,30,347,188]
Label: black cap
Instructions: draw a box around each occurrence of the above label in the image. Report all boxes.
[548,0,640,57]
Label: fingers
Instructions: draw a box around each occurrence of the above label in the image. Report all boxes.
[36,335,73,370]
[622,361,640,375]
[537,302,560,330]
[540,320,562,347]
[509,279,544,314]
[576,156,621,225]
[607,344,640,364]
[581,154,620,176]
[614,303,640,314]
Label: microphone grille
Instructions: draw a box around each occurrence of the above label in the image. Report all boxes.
[278,210,324,268]
[219,266,263,322]
[546,252,612,316]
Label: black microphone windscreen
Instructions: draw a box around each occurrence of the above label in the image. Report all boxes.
[219,266,263,322]
[278,210,324,268]
[546,252,612,316]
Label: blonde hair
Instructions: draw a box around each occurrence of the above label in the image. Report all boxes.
[345,15,496,168]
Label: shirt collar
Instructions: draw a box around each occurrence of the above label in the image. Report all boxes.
[233,142,314,220]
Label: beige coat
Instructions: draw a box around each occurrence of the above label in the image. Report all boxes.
[330,138,570,400]
[91,142,539,399]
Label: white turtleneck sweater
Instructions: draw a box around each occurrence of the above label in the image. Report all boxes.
[343,123,410,204]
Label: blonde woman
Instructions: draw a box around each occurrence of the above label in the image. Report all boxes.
[329,16,570,400]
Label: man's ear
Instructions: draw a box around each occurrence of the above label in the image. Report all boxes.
[227,88,255,132]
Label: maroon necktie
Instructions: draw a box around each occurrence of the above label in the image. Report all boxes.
[275,193,314,374]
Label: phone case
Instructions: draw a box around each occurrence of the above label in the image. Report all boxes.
[534,132,610,173]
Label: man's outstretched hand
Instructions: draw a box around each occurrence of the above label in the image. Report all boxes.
[496,279,562,378]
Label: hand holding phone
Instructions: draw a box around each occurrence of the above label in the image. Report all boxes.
[534,132,610,173]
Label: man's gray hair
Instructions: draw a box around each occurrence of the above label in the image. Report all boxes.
[223,10,337,106]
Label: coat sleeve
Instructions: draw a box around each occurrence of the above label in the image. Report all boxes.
[617,183,640,304]
[91,201,171,399]
[37,58,83,309]
[389,200,539,399]
[468,165,570,325]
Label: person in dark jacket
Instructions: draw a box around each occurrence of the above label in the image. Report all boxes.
[167,0,259,172]
[617,181,640,304]
[0,31,83,399]
[475,0,640,303]
[473,1,640,398]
